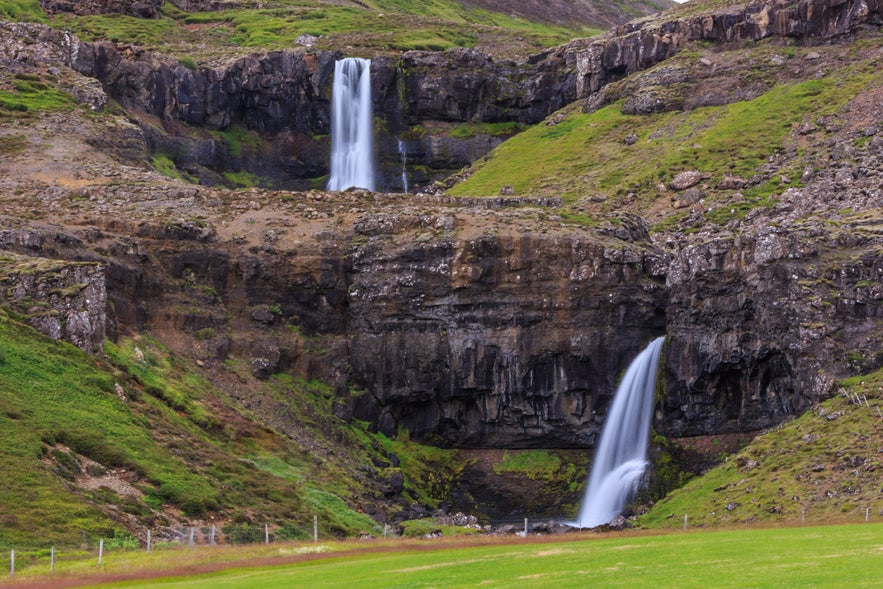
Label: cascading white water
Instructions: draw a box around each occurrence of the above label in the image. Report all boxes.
[397,138,408,193]
[572,336,665,528]
[327,58,375,191]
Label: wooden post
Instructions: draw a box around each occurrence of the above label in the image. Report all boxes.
[265,523,269,545]
[189,527,195,549]
[147,530,151,553]
[210,525,216,546]
[683,514,688,530]
[98,539,104,566]
[524,518,528,536]
[867,508,870,522]
[10,550,13,578]
[313,515,318,542]
[802,509,805,524]
[383,523,388,539]
[51,546,55,573]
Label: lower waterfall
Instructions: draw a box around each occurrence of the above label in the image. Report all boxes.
[572,336,665,528]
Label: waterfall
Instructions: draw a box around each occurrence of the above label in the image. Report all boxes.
[398,139,408,193]
[573,336,665,528]
[327,58,375,191]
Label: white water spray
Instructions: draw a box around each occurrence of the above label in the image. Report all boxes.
[573,336,665,528]
[398,139,409,193]
[327,58,375,191]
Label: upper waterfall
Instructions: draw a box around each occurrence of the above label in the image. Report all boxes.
[327,57,375,192]
[573,336,665,528]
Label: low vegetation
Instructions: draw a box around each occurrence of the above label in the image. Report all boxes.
[0,304,496,549]
[0,0,47,23]
[641,369,883,527]
[449,46,882,230]
[38,0,603,61]
[0,73,78,117]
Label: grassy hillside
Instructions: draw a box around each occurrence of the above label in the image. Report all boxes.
[2,0,616,60]
[642,369,883,528]
[448,38,883,227]
[0,309,471,549]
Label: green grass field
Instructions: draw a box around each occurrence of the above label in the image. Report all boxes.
[12,523,880,588]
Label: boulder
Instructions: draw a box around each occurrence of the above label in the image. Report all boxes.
[0,251,106,353]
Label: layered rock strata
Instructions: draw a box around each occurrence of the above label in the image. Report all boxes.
[4,0,878,187]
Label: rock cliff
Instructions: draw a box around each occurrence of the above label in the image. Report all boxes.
[24,0,876,188]
[0,0,881,453]
[572,0,882,98]
[0,194,668,447]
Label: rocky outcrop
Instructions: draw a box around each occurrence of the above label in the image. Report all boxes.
[657,97,883,435]
[660,224,883,435]
[40,0,163,17]
[573,0,882,99]
[38,0,239,16]
[0,250,106,353]
[3,161,880,445]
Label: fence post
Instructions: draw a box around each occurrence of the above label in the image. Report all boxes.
[147,530,151,553]
[189,527,195,549]
[383,523,388,539]
[98,539,104,567]
[313,515,318,543]
[265,523,269,545]
[683,515,688,530]
[210,525,216,546]
[9,550,13,578]
[867,508,870,523]
[51,546,55,573]
[802,509,805,525]
[524,518,528,536]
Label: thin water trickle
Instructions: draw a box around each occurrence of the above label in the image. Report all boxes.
[572,336,665,528]
[398,139,408,193]
[327,58,375,191]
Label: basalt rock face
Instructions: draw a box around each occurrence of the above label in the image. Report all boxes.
[388,48,577,126]
[657,101,883,437]
[660,227,883,437]
[347,226,668,447]
[0,195,667,448]
[573,0,882,99]
[65,43,579,186]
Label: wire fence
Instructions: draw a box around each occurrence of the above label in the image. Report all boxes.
[4,510,883,579]
[2,518,326,579]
